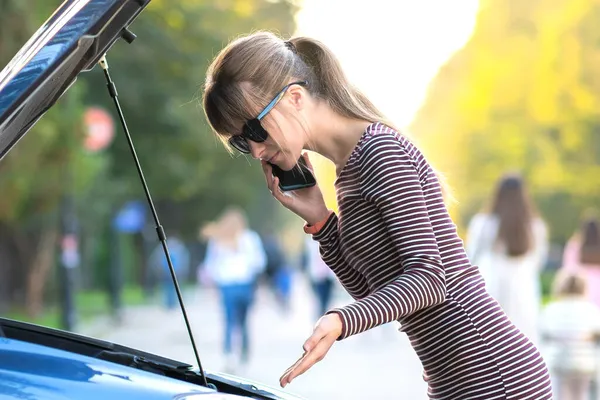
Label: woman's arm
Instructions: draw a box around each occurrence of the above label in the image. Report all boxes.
[202,240,219,282]
[313,213,370,300]
[328,134,446,339]
[562,236,581,271]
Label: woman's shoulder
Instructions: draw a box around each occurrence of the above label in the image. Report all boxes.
[356,122,424,166]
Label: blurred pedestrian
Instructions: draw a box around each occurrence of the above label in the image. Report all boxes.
[201,207,266,373]
[202,32,552,398]
[149,233,190,311]
[561,213,600,308]
[302,236,336,319]
[261,230,293,312]
[466,173,548,345]
[540,272,600,400]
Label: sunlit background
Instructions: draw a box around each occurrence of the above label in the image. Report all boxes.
[296,0,480,215]
[1,0,600,399]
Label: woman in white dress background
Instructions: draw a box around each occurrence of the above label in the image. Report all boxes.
[466,173,549,345]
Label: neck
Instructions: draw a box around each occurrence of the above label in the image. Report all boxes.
[305,103,373,173]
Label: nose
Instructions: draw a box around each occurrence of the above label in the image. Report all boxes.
[248,141,267,160]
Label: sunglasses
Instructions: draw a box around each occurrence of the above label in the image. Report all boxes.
[228,81,308,154]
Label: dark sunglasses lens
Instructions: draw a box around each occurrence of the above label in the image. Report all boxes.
[229,136,250,154]
[244,119,268,142]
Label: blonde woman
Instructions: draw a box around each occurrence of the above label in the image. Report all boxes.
[201,32,552,398]
[201,208,266,373]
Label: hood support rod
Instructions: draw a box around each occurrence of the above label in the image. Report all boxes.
[98,54,209,388]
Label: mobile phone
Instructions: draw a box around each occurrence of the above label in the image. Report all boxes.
[269,156,316,191]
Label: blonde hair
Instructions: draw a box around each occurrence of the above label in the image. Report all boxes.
[201,207,248,250]
[202,31,453,203]
[202,31,395,150]
[552,271,587,298]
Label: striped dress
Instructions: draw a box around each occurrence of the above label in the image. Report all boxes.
[314,123,553,399]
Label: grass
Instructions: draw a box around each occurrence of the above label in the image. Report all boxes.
[4,284,147,330]
[5,272,557,331]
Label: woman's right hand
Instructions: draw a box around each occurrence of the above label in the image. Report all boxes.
[261,153,330,226]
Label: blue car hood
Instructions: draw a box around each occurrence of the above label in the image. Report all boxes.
[0,0,150,161]
[0,338,243,400]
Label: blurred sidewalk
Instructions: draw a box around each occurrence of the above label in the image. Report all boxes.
[78,274,427,400]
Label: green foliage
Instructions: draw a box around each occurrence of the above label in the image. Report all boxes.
[79,0,299,237]
[5,285,146,329]
[0,0,299,310]
[410,0,600,241]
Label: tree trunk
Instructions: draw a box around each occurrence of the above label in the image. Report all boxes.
[0,223,29,310]
[0,224,15,312]
[26,227,59,318]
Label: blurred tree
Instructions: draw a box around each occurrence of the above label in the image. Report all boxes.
[79,0,298,287]
[0,0,299,313]
[410,0,600,244]
[0,0,103,315]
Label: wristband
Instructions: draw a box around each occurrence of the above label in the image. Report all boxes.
[303,211,333,235]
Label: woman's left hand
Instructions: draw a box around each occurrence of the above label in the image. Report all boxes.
[279,313,343,388]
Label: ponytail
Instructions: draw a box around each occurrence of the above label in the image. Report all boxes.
[289,37,396,129]
[203,31,454,204]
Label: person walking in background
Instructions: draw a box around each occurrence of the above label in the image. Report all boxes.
[149,233,190,310]
[466,173,548,345]
[540,272,600,400]
[261,230,293,312]
[302,236,336,319]
[201,207,266,373]
[561,213,600,308]
[202,32,552,398]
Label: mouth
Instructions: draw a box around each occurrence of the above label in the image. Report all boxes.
[267,151,280,163]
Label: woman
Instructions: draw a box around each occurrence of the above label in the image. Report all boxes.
[202,32,552,399]
[466,174,548,345]
[562,214,600,308]
[201,208,266,373]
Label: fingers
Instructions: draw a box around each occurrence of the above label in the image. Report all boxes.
[303,326,324,353]
[279,325,331,388]
[280,336,334,387]
[280,351,307,381]
[271,177,293,205]
[261,161,274,192]
[261,161,287,201]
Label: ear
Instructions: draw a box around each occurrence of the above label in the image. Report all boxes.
[287,84,306,112]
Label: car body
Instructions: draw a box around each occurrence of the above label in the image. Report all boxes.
[0,1,304,399]
[0,318,303,399]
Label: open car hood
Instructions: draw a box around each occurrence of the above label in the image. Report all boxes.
[0,0,151,161]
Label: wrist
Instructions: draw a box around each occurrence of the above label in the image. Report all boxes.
[325,311,344,340]
[305,208,331,226]
[303,210,333,235]
[331,312,343,338]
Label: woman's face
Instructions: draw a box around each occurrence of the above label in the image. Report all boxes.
[245,85,309,171]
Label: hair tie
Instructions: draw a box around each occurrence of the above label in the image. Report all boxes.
[284,40,297,54]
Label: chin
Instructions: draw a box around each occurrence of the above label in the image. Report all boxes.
[278,156,297,171]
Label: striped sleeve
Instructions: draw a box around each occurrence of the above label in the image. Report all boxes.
[328,134,447,339]
[313,213,370,301]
